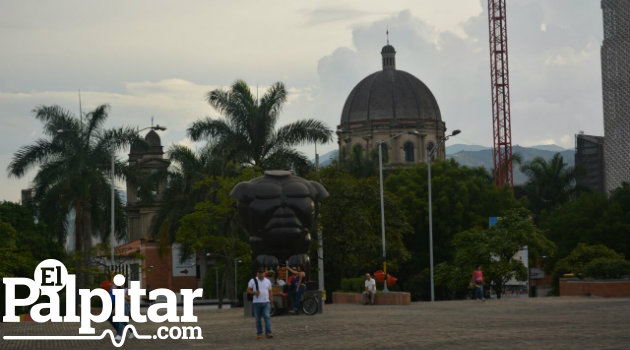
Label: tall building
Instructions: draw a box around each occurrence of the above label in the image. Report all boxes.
[601,0,630,192]
[337,43,448,165]
[575,133,605,193]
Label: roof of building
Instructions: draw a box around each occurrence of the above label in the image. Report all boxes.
[340,44,441,126]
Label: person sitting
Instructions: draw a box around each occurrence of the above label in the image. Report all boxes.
[363,273,376,305]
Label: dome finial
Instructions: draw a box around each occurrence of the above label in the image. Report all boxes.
[381,30,396,71]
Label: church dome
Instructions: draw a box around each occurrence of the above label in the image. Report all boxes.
[130,129,163,155]
[145,130,161,147]
[340,44,441,126]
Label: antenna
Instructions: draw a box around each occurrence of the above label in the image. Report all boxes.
[151,116,154,127]
[386,25,389,45]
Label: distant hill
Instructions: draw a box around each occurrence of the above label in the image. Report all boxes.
[448,145,574,185]
[313,145,574,185]
[315,149,339,168]
[446,144,489,155]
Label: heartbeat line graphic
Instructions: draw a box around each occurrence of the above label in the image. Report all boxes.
[3,325,151,348]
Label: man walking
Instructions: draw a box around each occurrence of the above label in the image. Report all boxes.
[363,273,376,305]
[247,267,273,339]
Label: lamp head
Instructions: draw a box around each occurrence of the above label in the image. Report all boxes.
[450,129,461,136]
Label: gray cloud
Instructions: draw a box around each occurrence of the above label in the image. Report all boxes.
[0,1,605,202]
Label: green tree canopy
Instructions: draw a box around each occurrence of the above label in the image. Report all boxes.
[384,160,519,299]
[553,243,629,284]
[0,202,65,278]
[538,183,630,260]
[175,168,259,303]
[436,208,554,299]
[7,105,140,288]
[316,166,412,294]
[518,153,577,216]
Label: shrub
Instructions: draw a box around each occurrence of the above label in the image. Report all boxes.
[584,258,630,279]
[339,277,365,292]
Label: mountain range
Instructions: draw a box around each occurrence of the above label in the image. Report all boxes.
[314,144,575,185]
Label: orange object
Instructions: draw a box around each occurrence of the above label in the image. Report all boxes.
[386,275,398,287]
[373,270,385,283]
[373,270,398,287]
[100,280,112,291]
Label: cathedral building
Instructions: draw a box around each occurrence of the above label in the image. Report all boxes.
[337,43,449,165]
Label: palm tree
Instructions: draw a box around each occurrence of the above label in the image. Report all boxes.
[7,105,140,287]
[188,80,332,174]
[150,144,220,245]
[520,153,576,215]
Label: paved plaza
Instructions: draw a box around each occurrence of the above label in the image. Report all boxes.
[1,297,628,349]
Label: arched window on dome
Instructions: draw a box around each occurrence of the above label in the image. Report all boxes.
[404,142,415,162]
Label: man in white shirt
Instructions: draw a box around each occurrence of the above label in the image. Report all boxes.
[247,267,274,339]
[363,273,376,305]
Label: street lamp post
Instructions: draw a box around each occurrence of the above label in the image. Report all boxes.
[377,130,419,293]
[427,129,461,302]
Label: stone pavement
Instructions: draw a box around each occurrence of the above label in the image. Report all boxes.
[1,297,628,349]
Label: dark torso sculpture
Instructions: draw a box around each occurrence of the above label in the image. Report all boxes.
[230,170,328,268]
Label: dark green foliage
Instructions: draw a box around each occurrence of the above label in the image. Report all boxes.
[150,145,242,247]
[338,144,379,178]
[553,243,626,279]
[7,105,138,252]
[584,258,630,279]
[517,153,577,216]
[538,182,630,287]
[385,160,520,299]
[339,277,366,292]
[175,168,258,304]
[435,208,554,298]
[0,202,65,278]
[316,166,411,294]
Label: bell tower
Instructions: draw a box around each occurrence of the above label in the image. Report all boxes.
[126,129,170,242]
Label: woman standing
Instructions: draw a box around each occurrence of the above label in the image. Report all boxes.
[472,265,485,301]
[287,265,306,314]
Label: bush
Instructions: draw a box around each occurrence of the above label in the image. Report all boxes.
[584,258,630,279]
[339,277,365,292]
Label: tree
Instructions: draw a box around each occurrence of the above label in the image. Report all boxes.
[188,80,333,175]
[175,168,259,306]
[385,160,519,300]
[315,166,411,294]
[7,105,139,287]
[0,202,65,278]
[436,208,554,299]
[338,144,379,178]
[150,144,240,247]
[552,244,629,293]
[519,153,577,216]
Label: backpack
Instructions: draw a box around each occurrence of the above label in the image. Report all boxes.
[247,278,259,302]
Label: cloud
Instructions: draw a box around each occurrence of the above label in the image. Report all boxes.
[0,0,605,202]
[308,0,603,156]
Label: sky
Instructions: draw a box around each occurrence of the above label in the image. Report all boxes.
[0,0,604,202]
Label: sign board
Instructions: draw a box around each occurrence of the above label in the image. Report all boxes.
[172,243,196,277]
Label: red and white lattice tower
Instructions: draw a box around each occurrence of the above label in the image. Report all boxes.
[488,0,514,188]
